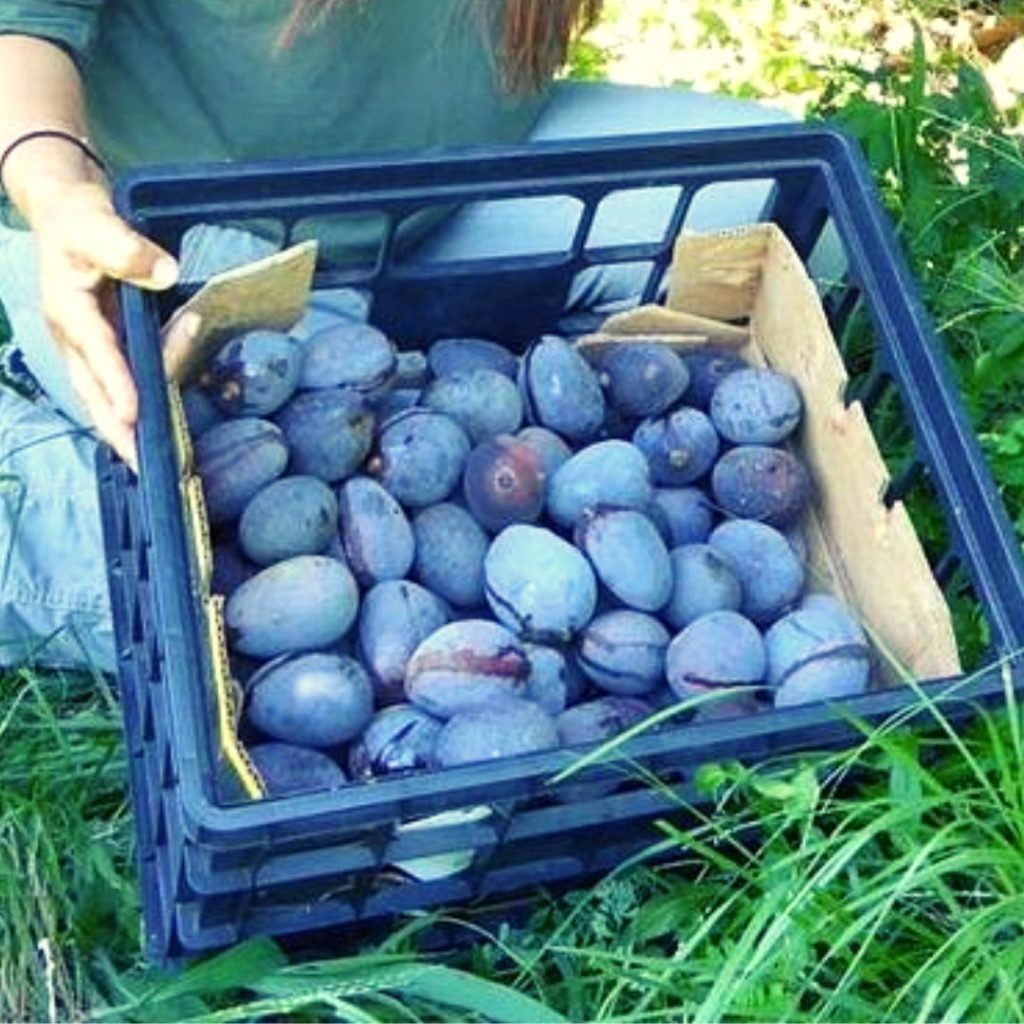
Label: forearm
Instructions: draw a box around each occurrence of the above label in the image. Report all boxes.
[0,34,107,226]
[0,31,177,469]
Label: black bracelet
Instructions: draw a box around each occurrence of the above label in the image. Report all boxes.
[0,128,109,191]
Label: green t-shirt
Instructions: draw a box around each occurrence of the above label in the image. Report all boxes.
[0,0,550,236]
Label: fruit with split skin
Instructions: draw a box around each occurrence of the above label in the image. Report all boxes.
[348,704,444,779]
[665,610,766,712]
[298,320,396,392]
[577,610,670,696]
[405,619,531,718]
[484,525,598,643]
[338,475,416,586]
[547,439,652,529]
[195,416,289,525]
[575,507,673,613]
[766,594,872,707]
[204,328,303,417]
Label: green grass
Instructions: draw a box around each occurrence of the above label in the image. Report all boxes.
[8,665,1024,1021]
[816,40,1024,538]
[499,674,1024,1022]
[2,2,1023,1020]
[0,668,137,1021]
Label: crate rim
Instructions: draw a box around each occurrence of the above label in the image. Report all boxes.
[170,663,1021,843]
[113,121,853,200]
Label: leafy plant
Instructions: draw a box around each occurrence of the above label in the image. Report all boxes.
[815,32,1024,539]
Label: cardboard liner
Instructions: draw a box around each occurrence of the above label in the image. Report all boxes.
[668,227,770,321]
[179,478,264,798]
[162,240,318,388]
[160,242,322,802]
[168,382,263,800]
[581,305,751,351]
[182,475,214,596]
[179,496,264,797]
[597,224,961,683]
[203,594,266,800]
[166,382,194,476]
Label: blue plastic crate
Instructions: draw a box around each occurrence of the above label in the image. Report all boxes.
[96,124,1024,961]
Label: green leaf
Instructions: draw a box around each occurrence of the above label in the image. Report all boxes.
[955,60,1001,129]
[93,937,287,1023]
[751,765,818,813]
[887,737,924,820]
[127,995,212,1024]
[246,959,564,1024]
[695,761,729,795]
[401,965,566,1023]
[908,22,928,116]
[155,937,288,1001]
[752,775,797,803]
[252,958,426,1001]
[633,889,688,943]
[994,318,1024,360]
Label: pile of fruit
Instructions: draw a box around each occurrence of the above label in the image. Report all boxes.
[183,295,873,800]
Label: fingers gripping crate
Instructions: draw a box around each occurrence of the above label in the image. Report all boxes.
[96,125,1024,961]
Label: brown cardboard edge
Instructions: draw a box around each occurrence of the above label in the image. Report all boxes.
[612,223,962,684]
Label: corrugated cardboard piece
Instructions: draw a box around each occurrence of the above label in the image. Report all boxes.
[590,223,961,684]
[159,244,323,801]
[577,306,750,355]
[162,241,317,387]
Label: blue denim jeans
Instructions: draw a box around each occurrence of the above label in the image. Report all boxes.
[0,82,792,672]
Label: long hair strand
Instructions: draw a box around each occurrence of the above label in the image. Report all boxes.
[278,0,604,91]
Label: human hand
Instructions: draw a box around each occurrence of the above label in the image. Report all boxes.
[31,181,179,471]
